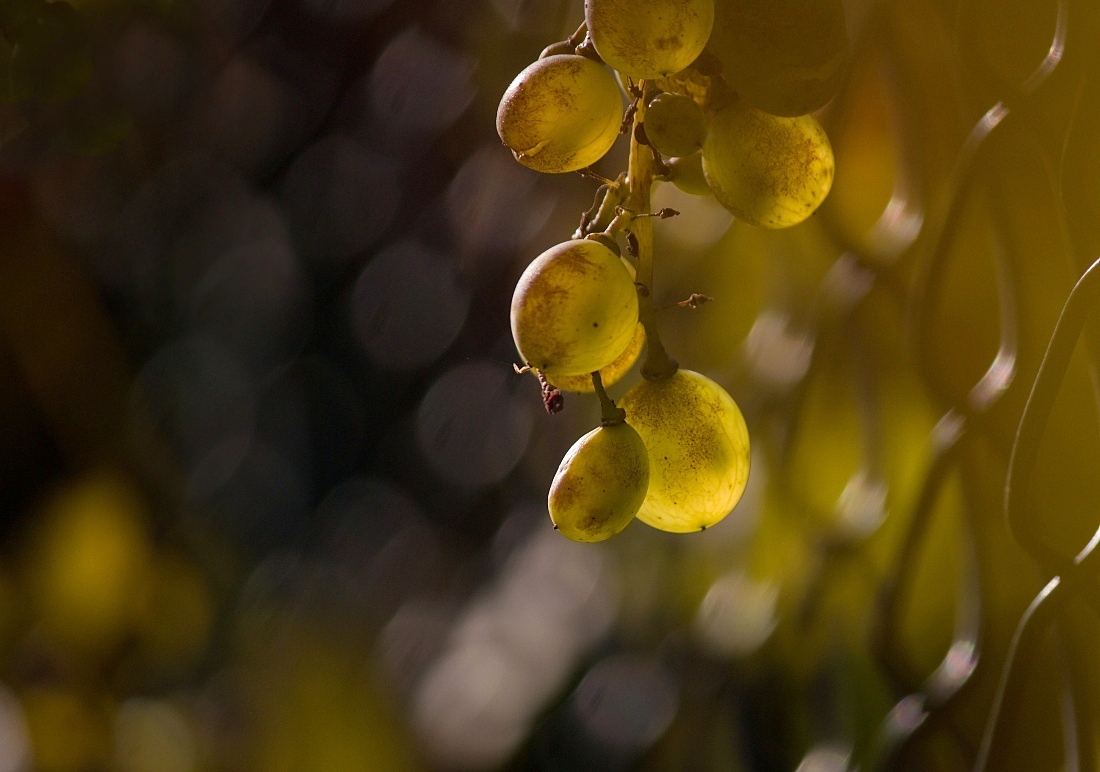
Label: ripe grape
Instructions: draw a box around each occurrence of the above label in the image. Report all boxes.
[549,421,650,542]
[544,255,643,392]
[619,369,749,532]
[585,0,715,80]
[702,100,834,228]
[496,54,623,174]
[511,238,639,376]
[644,91,706,158]
[708,0,848,117]
[545,322,645,393]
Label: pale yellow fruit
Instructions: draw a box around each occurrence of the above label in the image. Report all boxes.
[549,421,650,542]
[702,99,834,228]
[586,0,715,80]
[511,239,639,376]
[496,55,623,174]
[544,322,645,393]
[619,369,750,532]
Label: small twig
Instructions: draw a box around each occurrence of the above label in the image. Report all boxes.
[621,100,640,136]
[578,167,615,186]
[537,369,563,414]
[615,205,679,220]
[515,363,563,414]
[575,183,609,238]
[650,145,671,176]
[592,371,625,425]
[659,293,713,310]
[626,231,639,258]
[566,21,587,47]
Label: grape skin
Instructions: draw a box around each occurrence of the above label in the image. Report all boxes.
[545,322,645,393]
[496,54,623,174]
[549,421,650,542]
[702,100,834,228]
[585,0,715,80]
[619,369,750,533]
[511,239,639,376]
[545,257,645,392]
[645,91,706,158]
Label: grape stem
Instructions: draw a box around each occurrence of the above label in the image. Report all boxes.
[573,173,627,239]
[566,21,587,47]
[659,293,712,310]
[627,81,678,381]
[591,370,626,425]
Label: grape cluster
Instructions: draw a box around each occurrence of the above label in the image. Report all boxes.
[497,0,845,541]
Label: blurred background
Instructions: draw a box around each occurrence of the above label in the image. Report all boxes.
[1,0,1099,769]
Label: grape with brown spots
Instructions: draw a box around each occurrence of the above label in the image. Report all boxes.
[619,369,749,533]
[496,54,623,174]
[585,0,715,80]
[702,99,833,228]
[545,322,644,393]
[511,238,639,377]
[548,421,650,542]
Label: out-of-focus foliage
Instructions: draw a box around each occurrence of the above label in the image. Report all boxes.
[0,0,1097,770]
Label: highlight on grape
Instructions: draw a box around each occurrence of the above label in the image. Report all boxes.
[497,0,845,541]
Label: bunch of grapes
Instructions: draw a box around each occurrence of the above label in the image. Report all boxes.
[497,0,845,541]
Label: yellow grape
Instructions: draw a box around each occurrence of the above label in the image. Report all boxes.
[708,0,848,117]
[544,256,643,392]
[549,421,650,542]
[511,238,639,376]
[545,322,645,393]
[702,100,833,228]
[619,369,749,532]
[644,91,707,158]
[496,54,623,174]
[586,0,715,80]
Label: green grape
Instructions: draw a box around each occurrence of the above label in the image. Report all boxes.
[644,91,706,158]
[708,0,848,117]
[511,238,639,376]
[666,151,711,196]
[619,369,749,533]
[702,99,833,228]
[549,421,650,542]
[586,0,715,80]
[496,54,623,174]
[545,322,645,393]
